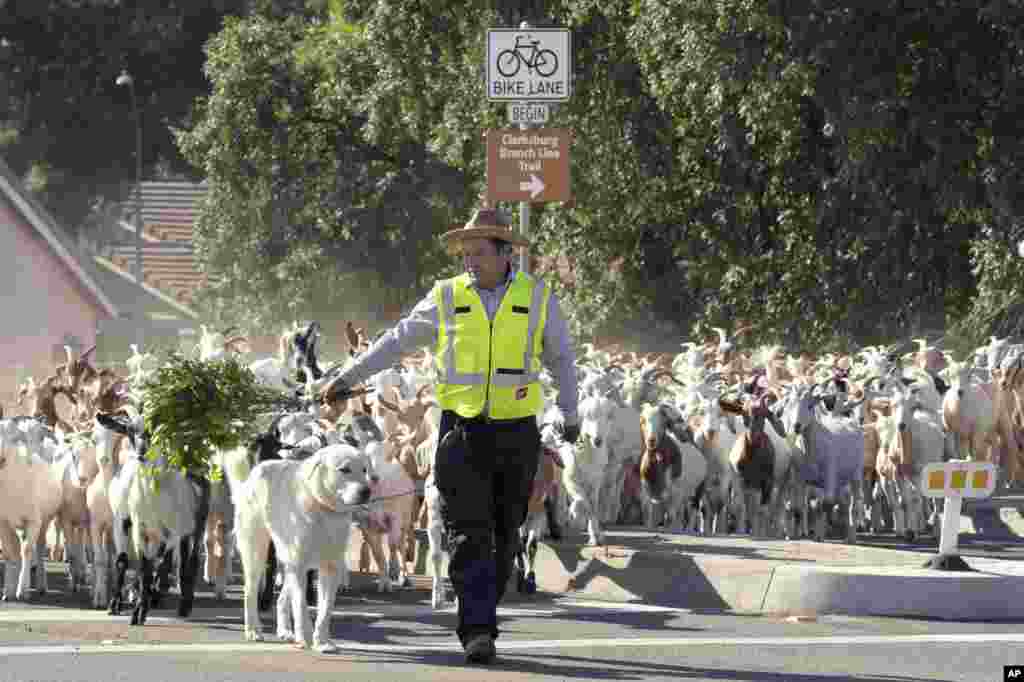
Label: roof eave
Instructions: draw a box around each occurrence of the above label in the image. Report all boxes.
[0,172,119,319]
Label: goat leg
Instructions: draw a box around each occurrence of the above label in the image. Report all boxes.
[109,551,129,615]
[131,555,153,626]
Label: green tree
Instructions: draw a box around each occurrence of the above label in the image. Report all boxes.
[177,11,471,329]
[628,0,1023,348]
[0,1,258,230]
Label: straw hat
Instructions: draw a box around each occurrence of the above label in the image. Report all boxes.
[441,208,529,251]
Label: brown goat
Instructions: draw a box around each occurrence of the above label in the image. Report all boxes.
[17,375,77,433]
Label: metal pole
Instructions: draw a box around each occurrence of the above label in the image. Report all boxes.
[519,136,530,274]
[518,21,531,275]
[118,69,144,348]
[937,495,962,556]
[132,84,142,285]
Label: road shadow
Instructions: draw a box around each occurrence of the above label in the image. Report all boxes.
[961,505,1024,540]
[322,607,703,644]
[545,541,734,610]
[0,565,435,614]
[855,532,1024,559]
[332,646,956,681]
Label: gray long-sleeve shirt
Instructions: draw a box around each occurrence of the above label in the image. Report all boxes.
[337,268,579,424]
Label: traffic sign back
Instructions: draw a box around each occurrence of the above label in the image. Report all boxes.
[920,460,996,499]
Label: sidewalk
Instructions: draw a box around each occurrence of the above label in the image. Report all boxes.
[526,528,1024,621]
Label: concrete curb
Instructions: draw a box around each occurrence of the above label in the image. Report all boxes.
[759,564,1024,620]
[529,532,1024,621]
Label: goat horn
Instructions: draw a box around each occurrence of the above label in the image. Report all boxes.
[864,375,885,393]
[651,369,686,386]
[810,380,832,397]
[379,397,401,413]
[718,397,746,415]
[846,396,868,410]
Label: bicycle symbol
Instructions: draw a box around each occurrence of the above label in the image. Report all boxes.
[496,34,558,78]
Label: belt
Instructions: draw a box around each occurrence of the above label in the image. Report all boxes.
[448,411,532,426]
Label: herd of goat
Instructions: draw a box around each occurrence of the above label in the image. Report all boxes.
[1,320,1023,644]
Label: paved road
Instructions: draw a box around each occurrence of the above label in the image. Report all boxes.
[0,579,1019,682]
[4,497,1023,682]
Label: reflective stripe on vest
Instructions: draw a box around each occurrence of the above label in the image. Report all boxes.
[434,271,549,419]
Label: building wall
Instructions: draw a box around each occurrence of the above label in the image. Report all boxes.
[0,196,106,415]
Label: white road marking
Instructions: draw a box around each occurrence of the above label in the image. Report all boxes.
[556,599,690,613]
[0,600,687,624]
[2,632,1024,657]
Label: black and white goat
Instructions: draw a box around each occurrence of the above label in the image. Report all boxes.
[101,411,210,625]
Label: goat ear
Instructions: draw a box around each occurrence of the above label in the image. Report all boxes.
[345,322,360,349]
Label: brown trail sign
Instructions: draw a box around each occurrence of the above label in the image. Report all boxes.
[486,128,571,204]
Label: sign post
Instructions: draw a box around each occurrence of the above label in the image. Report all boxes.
[518,117,530,274]
[919,460,997,571]
[487,22,572,274]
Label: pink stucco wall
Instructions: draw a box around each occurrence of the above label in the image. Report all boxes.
[0,194,109,417]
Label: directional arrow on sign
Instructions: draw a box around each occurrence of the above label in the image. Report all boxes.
[519,174,545,199]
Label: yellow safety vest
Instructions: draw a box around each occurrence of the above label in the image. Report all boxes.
[434,271,550,420]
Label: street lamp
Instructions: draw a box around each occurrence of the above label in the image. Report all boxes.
[116,69,143,284]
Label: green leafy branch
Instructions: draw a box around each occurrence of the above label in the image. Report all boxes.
[140,352,305,479]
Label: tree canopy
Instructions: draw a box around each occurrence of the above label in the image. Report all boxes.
[5,1,1024,352]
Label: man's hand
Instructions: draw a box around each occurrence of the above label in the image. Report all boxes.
[555,421,580,445]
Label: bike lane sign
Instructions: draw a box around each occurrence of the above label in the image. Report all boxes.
[487,28,571,102]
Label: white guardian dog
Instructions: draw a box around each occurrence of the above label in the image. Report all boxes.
[231,443,373,651]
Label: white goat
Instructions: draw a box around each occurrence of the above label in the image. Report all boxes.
[560,394,613,546]
[104,411,209,625]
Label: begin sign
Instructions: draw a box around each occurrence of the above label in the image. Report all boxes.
[486,128,571,204]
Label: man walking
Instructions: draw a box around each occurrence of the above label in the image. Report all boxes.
[321,207,579,664]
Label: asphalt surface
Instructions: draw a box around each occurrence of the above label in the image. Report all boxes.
[3,493,1024,682]
[0,563,1021,682]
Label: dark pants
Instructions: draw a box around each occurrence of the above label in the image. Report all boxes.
[434,410,540,645]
